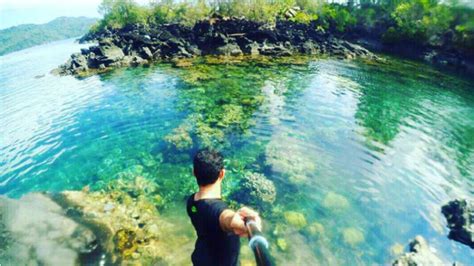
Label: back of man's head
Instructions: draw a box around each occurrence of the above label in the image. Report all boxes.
[193,148,224,186]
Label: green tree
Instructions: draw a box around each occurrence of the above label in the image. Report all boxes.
[97,0,149,29]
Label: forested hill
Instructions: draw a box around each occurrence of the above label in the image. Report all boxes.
[0,16,98,56]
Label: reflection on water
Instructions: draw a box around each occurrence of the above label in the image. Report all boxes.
[0,39,473,265]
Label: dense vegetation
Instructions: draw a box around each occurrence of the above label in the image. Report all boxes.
[0,17,97,56]
[92,0,474,56]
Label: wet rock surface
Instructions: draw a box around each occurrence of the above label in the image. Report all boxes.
[392,236,445,266]
[441,199,474,249]
[56,18,379,76]
[55,176,194,265]
[0,194,99,265]
[0,177,194,265]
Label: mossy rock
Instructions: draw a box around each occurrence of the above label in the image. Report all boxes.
[114,229,138,257]
[276,238,288,251]
[284,211,307,230]
[342,227,365,247]
[322,191,349,211]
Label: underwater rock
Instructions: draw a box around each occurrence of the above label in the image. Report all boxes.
[441,199,474,249]
[231,172,276,207]
[342,227,365,246]
[0,194,98,265]
[284,211,307,230]
[322,191,350,212]
[392,236,445,266]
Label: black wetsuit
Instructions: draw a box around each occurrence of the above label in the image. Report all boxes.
[186,194,240,266]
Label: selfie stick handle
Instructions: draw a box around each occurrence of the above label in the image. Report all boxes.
[245,217,273,266]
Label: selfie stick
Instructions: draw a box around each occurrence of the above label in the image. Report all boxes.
[245,217,273,266]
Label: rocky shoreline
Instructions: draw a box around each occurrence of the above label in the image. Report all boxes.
[54,18,378,76]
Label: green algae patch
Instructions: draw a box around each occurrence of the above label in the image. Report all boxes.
[114,229,138,257]
[284,211,307,230]
[164,123,193,150]
[342,227,365,247]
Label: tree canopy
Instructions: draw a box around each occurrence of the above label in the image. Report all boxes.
[91,0,474,54]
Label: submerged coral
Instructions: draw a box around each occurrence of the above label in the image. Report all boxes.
[265,133,317,184]
[322,191,350,212]
[342,227,365,247]
[307,222,325,236]
[390,243,405,257]
[231,171,276,209]
[284,211,307,230]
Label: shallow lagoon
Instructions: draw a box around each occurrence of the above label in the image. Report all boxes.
[1,39,473,264]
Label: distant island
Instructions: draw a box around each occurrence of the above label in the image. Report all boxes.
[0,16,98,56]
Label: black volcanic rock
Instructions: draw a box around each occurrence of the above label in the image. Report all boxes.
[56,18,379,76]
[392,236,445,266]
[441,199,474,249]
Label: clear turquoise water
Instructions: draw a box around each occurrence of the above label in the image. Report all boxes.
[1,39,473,264]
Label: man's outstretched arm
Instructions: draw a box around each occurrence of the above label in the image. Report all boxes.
[219,207,261,237]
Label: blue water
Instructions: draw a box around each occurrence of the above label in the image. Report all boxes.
[0,38,473,264]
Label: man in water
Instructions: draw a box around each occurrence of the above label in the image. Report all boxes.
[187,148,261,266]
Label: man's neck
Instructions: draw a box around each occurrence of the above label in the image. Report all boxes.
[196,183,221,200]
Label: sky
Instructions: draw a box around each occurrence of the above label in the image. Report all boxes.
[0,0,148,29]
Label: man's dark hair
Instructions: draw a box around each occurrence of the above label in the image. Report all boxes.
[193,148,224,186]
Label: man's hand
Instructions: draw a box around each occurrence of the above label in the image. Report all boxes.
[220,207,261,237]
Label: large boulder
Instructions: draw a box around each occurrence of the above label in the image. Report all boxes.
[97,43,125,65]
[215,43,243,56]
[0,194,98,265]
[441,199,474,248]
[392,236,445,266]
